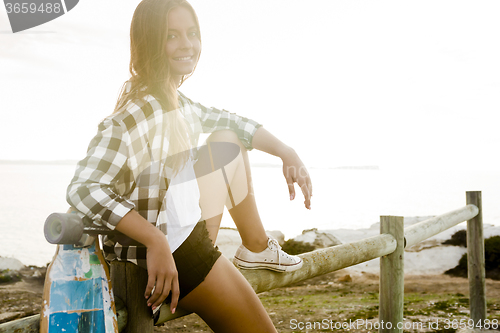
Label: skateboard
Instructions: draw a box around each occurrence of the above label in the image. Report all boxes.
[40,208,119,333]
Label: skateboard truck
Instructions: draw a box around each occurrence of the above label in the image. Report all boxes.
[44,212,116,247]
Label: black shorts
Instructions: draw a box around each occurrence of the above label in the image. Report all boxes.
[165,220,222,304]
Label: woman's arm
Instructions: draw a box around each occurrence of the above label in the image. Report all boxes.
[183,95,312,208]
[115,210,179,313]
[251,127,312,210]
[67,116,179,313]
[66,118,135,228]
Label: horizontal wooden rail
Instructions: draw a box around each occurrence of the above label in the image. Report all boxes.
[0,314,39,333]
[404,204,478,248]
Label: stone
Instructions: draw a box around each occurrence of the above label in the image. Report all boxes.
[0,257,24,271]
[337,274,352,283]
[294,228,342,248]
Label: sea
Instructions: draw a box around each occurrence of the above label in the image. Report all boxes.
[1,161,499,267]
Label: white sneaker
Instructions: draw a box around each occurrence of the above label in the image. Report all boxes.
[233,237,303,272]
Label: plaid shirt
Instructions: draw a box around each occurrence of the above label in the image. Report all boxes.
[66,91,261,265]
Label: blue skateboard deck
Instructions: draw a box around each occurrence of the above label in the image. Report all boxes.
[40,239,118,333]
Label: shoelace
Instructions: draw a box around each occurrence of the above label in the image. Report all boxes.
[267,238,282,267]
[267,238,280,251]
[268,238,294,267]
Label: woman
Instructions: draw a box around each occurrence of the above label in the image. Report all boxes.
[67,0,312,331]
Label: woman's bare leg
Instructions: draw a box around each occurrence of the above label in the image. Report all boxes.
[195,130,268,252]
[178,255,277,333]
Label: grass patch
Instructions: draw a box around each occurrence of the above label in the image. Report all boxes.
[259,289,500,333]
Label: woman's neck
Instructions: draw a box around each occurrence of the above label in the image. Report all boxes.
[173,75,183,88]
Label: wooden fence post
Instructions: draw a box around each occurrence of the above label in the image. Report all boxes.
[111,261,153,333]
[466,191,486,325]
[379,216,404,333]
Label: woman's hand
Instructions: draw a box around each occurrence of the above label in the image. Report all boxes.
[115,210,179,314]
[144,233,180,313]
[281,147,313,210]
[251,127,313,209]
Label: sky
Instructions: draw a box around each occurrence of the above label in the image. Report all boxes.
[1,0,499,170]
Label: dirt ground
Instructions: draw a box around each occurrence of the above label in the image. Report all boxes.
[1,269,499,332]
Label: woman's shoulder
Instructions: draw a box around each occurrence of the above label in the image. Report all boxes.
[177,90,200,108]
[177,91,208,116]
[177,90,190,102]
[103,94,165,130]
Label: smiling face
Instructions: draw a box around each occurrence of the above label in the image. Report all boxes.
[165,6,201,79]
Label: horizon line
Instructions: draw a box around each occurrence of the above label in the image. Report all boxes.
[0,159,380,170]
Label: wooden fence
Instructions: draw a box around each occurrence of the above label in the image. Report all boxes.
[0,191,487,333]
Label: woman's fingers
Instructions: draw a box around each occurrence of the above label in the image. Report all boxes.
[287,175,312,209]
[146,271,179,310]
[307,176,313,197]
[145,274,156,301]
[286,173,314,208]
[148,275,165,307]
[170,277,180,314]
[154,277,171,309]
[282,152,312,208]
[146,275,163,306]
[299,179,312,210]
[286,176,295,200]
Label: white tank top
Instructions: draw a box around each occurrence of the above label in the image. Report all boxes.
[156,157,202,252]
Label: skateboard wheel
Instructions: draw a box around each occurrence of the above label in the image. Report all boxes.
[44,213,84,244]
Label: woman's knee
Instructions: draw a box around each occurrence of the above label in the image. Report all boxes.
[207,130,245,149]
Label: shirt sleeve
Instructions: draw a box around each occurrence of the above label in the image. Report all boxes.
[66,117,135,229]
[181,93,262,150]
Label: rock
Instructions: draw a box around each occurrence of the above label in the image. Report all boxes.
[346,245,468,275]
[405,239,443,252]
[19,265,47,283]
[281,239,315,255]
[294,228,342,248]
[337,274,352,283]
[0,257,24,271]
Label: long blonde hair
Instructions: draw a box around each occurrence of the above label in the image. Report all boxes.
[114,0,200,175]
